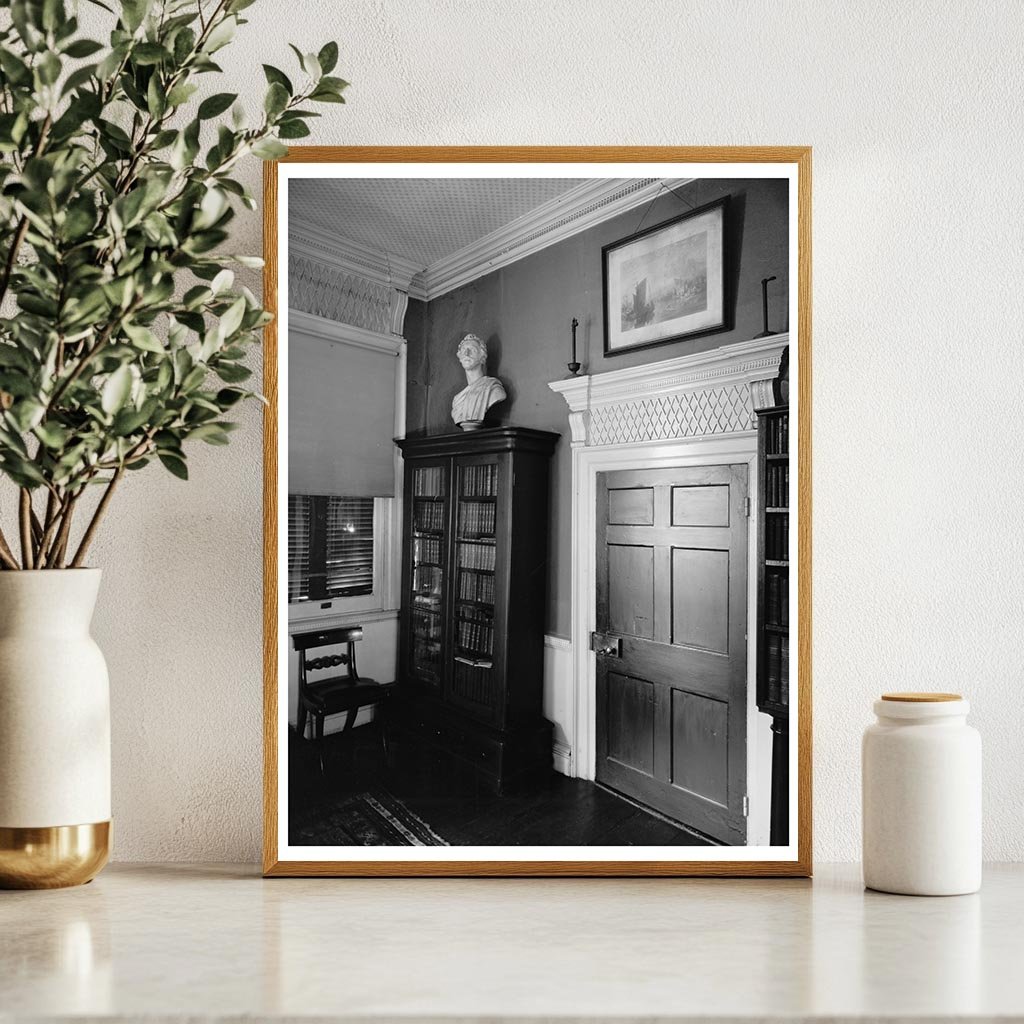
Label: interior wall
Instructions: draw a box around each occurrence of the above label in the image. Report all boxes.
[407,179,789,637]
[50,0,1024,863]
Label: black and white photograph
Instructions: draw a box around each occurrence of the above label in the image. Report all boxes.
[268,154,809,873]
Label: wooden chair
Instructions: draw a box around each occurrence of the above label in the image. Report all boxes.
[293,626,392,773]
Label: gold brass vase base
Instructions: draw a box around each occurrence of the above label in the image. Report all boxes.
[0,821,111,889]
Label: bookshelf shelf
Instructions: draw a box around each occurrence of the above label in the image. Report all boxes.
[396,428,560,794]
[756,403,790,846]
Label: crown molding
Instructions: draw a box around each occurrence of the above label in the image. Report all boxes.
[417,177,694,300]
[290,177,696,305]
[287,308,405,357]
[549,333,788,446]
[289,217,425,297]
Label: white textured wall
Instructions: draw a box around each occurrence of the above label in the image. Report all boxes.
[42,0,1024,862]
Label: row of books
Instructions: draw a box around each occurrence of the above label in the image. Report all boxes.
[458,501,496,538]
[764,633,789,707]
[413,536,442,565]
[461,463,497,497]
[411,607,442,642]
[457,617,494,657]
[765,570,789,627]
[766,464,789,508]
[458,540,496,571]
[412,565,442,602]
[413,498,446,533]
[765,414,789,455]
[412,466,446,497]
[459,568,495,604]
[765,515,790,561]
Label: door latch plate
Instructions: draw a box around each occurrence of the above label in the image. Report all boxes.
[589,632,622,658]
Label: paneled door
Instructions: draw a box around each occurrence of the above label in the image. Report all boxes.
[595,465,749,844]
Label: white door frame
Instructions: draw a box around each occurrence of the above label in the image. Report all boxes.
[569,435,759,807]
[549,334,789,844]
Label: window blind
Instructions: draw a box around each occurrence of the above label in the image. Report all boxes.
[288,494,374,603]
[324,496,374,597]
[288,330,397,497]
[288,494,311,603]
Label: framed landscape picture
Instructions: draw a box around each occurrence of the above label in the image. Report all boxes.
[263,147,812,877]
[604,197,727,355]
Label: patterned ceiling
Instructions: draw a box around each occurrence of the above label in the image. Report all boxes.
[288,178,590,270]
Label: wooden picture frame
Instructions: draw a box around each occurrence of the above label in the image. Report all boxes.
[263,147,812,877]
[603,196,727,356]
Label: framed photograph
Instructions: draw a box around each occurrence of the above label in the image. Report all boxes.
[603,197,727,355]
[263,147,812,877]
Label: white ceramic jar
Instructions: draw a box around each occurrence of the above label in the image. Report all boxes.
[862,692,981,895]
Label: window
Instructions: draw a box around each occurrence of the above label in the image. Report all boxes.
[288,494,375,602]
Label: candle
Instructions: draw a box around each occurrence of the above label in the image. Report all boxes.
[571,318,578,364]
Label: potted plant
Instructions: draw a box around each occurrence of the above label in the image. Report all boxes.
[0,0,345,887]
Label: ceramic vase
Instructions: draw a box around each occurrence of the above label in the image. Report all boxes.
[0,569,111,888]
[862,692,981,896]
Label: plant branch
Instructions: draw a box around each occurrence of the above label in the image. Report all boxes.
[0,524,19,570]
[45,490,80,569]
[0,114,52,310]
[70,466,124,568]
[46,297,142,413]
[18,489,34,569]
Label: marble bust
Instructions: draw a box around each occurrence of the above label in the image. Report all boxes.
[451,333,506,429]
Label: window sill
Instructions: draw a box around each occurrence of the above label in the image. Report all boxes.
[286,606,399,636]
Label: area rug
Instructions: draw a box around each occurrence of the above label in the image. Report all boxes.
[291,790,450,847]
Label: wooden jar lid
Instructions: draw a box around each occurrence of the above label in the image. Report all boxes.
[881,692,962,702]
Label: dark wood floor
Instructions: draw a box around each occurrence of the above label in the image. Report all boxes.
[289,724,713,847]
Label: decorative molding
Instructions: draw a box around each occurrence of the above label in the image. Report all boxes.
[553,743,572,776]
[290,177,699,305]
[549,334,788,448]
[287,308,404,357]
[290,216,422,294]
[418,177,694,300]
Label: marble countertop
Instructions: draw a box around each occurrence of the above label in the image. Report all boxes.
[1,862,1021,1022]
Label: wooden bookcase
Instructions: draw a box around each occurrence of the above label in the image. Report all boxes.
[755,404,789,844]
[393,427,559,793]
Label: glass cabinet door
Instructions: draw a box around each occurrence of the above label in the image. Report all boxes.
[408,462,448,687]
[450,457,500,718]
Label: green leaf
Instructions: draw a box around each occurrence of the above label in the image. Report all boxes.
[34,421,70,449]
[132,42,169,66]
[37,51,62,86]
[262,64,293,94]
[147,74,167,118]
[158,451,188,479]
[173,26,196,65]
[188,422,231,444]
[251,138,288,160]
[310,87,346,104]
[320,76,349,94]
[101,364,133,415]
[121,0,150,33]
[278,120,310,139]
[9,399,45,432]
[61,63,98,96]
[214,361,251,383]
[318,41,339,75]
[264,81,289,117]
[62,38,104,58]
[198,92,236,119]
[210,268,233,294]
[300,51,321,80]
[167,82,199,107]
[203,16,235,53]
[218,296,246,340]
[123,322,164,353]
